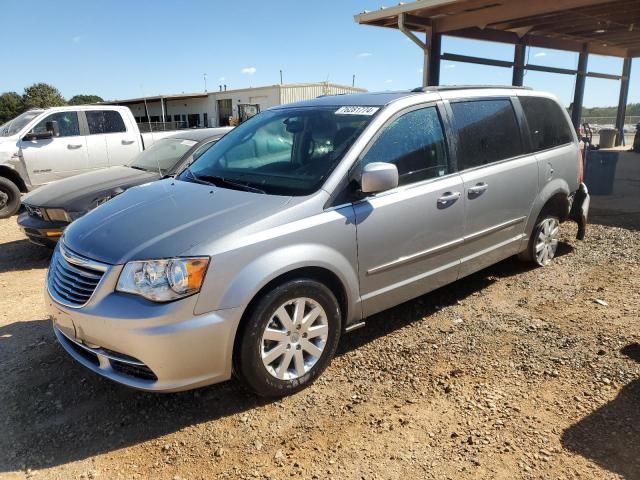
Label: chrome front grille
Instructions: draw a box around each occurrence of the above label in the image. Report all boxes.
[48,243,109,308]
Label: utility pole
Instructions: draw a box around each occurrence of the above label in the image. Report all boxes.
[280,70,283,85]
[203,73,208,92]
[352,74,355,87]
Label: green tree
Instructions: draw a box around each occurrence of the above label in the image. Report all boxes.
[22,83,67,109]
[68,94,103,105]
[0,92,25,123]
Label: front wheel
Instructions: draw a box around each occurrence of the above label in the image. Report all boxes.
[234,279,342,397]
[0,177,21,219]
[519,215,560,267]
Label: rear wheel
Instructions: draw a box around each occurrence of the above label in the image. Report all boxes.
[0,177,21,219]
[234,279,342,397]
[520,215,560,267]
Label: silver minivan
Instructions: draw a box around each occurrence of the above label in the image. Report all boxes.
[46,87,589,397]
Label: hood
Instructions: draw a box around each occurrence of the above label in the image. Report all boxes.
[22,166,158,212]
[63,178,294,264]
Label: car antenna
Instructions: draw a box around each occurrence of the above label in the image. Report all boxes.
[140,85,162,177]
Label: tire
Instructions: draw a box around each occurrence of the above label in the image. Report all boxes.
[234,278,342,397]
[519,214,560,267]
[0,177,21,219]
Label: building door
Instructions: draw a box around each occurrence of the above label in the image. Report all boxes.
[187,114,200,128]
[217,99,232,126]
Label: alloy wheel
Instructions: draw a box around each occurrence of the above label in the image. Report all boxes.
[535,217,559,266]
[260,297,329,380]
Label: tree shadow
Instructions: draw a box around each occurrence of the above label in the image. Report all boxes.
[0,254,544,472]
[561,344,640,479]
[0,238,51,274]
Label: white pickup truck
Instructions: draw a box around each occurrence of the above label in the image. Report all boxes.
[0,105,175,218]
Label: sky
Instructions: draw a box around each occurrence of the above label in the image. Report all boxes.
[2,0,638,108]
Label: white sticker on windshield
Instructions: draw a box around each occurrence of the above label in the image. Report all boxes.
[180,140,197,146]
[335,106,379,116]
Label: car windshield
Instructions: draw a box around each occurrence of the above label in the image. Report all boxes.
[129,137,206,174]
[0,110,42,137]
[178,106,376,195]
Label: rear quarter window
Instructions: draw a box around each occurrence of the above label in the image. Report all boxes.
[450,99,523,170]
[520,97,574,152]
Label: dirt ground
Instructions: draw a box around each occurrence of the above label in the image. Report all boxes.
[0,215,639,480]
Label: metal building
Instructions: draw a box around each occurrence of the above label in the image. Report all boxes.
[104,82,366,130]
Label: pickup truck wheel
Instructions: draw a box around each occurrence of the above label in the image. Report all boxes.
[234,279,342,397]
[519,215,560,267]
[0,177,21,219]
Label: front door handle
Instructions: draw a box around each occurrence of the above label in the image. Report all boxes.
[121,139,136,145]
[67,144,83,149]
[437,191,461,208]
[467,182,488,198]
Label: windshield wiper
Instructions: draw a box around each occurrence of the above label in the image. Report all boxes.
[129,165,149,172]
[186,170,265,194]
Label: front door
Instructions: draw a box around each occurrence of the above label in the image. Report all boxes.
[19,111,87,186]
[354,105,465,318]
[85,110,138,168]
[448,98,539,277]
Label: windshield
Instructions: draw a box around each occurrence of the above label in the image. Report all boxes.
[0,110,42,137]
[178,106,376,195]
[130,137,206,174]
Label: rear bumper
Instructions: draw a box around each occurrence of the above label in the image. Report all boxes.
[569,183,590,240]
[17,212,67,246]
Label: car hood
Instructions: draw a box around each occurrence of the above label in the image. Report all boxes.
[22,166,159,211]
[62,178,294,264]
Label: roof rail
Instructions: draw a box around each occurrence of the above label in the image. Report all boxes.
[411,85,532,93]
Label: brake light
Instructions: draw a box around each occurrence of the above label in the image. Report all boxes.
[577,148,584,184]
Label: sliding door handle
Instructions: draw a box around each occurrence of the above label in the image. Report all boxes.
[468,182,488,197]
[121,139,136,145]
[437,191,461,208]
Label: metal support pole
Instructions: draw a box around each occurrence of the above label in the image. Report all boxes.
[615,58,632,146]
[398,14,430,88]
[571,51,588,133]
[512,43,526,86]
[428,32,442,86]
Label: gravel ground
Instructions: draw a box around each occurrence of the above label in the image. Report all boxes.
[0,217,638,480]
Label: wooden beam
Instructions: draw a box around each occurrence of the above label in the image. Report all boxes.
[447,27,630,57]
[615,58,632,146]
[571,51,588,132]
[525,63,577,76]
[432,0,619,33]
[586,71,623,81]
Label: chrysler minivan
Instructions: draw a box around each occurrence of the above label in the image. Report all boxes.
[46,87,589,397]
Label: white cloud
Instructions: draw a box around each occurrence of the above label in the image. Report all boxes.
[444,64,456,69]
[241,67,256,75]
[72,35,82,43]
[385,79,393,83]
[219,76,225,81]
[418,68,423,73]
[534,52,547,58]
[357,52,373,58]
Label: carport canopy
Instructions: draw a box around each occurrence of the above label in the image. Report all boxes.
[354,0,640,143]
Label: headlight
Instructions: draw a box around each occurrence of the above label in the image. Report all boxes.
[116,257,209,302]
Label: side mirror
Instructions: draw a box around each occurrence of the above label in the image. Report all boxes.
[22,130,54,141]
[22,120,59,141]
[360,162,399,194]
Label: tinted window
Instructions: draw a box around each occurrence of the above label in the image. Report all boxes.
[520,97,574,152]
[450,100,522,169]
[86,110,126,134]
[31,112,80,137]
[362,107,449,186]
[130,137,199,174]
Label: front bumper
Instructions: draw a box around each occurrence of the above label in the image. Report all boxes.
[46,268,244,392]
[17,212,67,246]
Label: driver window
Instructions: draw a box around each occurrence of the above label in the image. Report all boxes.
[31,112,80,137]
[361,106,449,187]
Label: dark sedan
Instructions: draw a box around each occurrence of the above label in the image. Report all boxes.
[18,127,232,246]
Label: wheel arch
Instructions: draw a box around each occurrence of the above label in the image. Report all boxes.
[0,165,27,193]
